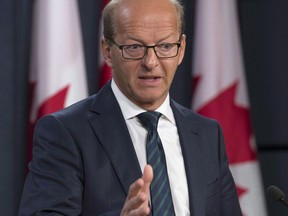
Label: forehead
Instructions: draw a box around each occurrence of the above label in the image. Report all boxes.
[113,0,179,38]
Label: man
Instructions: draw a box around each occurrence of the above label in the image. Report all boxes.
[19,0,242,215]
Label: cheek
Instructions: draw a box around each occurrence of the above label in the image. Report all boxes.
[113,62,137,86]
[164,63,178,82]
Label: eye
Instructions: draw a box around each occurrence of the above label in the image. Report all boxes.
[125,44,144,51]
[157,43,174,51]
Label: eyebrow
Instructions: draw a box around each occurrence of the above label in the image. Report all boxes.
[122,34,179,45]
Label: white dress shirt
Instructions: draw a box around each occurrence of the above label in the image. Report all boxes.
[111,80,190,215]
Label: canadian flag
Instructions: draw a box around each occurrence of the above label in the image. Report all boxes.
[28,0,88,162]
[191,0,268,215]
[98,0,112,88]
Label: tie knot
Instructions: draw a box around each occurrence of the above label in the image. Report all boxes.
[137,111,162,130]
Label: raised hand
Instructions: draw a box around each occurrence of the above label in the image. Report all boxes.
[121,165,153,216]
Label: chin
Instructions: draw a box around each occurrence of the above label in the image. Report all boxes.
[137,95,165,108]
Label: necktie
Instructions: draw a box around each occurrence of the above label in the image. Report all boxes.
[137,111,175,216]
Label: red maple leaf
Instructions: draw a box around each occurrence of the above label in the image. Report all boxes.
[195,81,256,164]
[237,185,248,199]
[237,185,248,216]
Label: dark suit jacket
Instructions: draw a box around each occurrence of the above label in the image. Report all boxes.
[19,83,242,216]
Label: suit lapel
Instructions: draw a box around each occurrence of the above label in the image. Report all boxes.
[171,101,205,216]
[88,83,142,195]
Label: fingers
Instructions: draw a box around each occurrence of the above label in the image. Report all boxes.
[122,179,150,215]
[122,194,150,216]
[127,164,153,200]
[121,165,154,216]
[126,178,145,200]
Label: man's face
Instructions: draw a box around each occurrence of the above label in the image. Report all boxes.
[102,0,186,110]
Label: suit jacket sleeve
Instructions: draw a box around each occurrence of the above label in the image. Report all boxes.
[18,115,85,215]
[19,115,124,216]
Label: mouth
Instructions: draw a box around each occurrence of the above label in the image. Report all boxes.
[139,76,162,89]
[138,76,162,87]
[139,76,161,81]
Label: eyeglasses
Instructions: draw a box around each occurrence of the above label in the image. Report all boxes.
[107,37,182,60]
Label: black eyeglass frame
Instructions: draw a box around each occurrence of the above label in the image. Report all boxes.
[106,36,183,60]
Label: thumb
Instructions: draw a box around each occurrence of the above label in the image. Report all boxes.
[142,164,153,193]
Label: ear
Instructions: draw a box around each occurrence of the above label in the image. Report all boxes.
[101,37,113,67]
[177,34,186,65]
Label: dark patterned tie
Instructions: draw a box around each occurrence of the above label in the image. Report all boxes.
[137,111,175,216]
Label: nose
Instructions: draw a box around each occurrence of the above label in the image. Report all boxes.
[141,47,159,70]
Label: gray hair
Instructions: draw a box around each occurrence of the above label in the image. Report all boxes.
[102,0,185,40]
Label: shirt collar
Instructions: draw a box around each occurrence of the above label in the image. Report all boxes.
[111,79,175,124]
